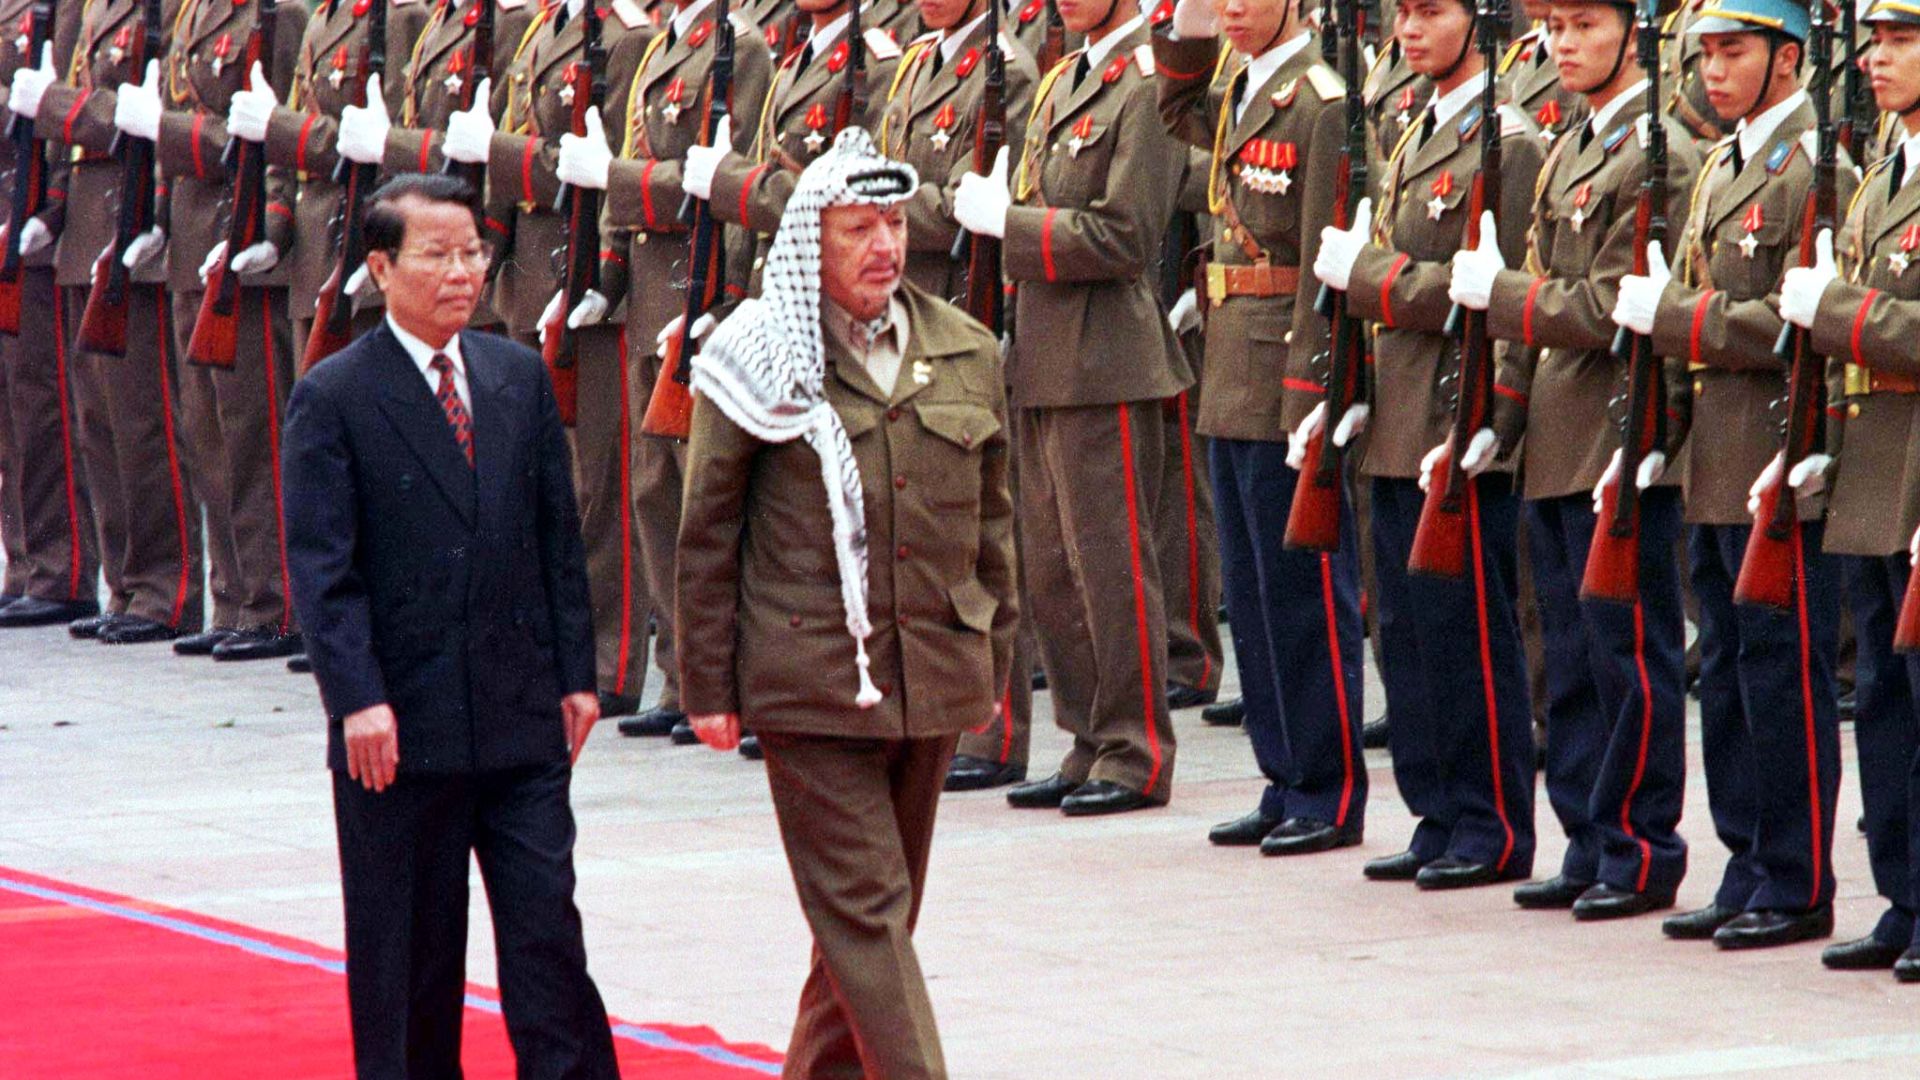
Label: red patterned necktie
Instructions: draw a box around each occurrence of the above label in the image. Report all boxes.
[429,353,474,467]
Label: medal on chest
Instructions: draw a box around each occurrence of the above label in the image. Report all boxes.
[559,68,577,106]
[1536,99,1560,142]
[1569,182,1592,234]
[212,33,233,77]
[1893,224,1919,279]
[929,102,955,151]
[1737,203,1762,259]
[329,45,349,88]
[1395,86,1415,130]
[1427,171,1454,221]
[661,77,686,124]
[13,14,29,56]
[109,25,132,66]
[445,47,468,96]
[1067,113,1094,157]
[804,102,828,152]
[1237,139,1296,195]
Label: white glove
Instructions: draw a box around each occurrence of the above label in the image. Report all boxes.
[1779,227,1837,330]
[1611,239,1670,337]
[1286,401,1325,469]
[1910,519,1919,564]
[226,61,278,143]
[121,226,163,269]
[655,311,716,359]
[1313,197,1373,293]
[8,43,54,120]
[231,240,279,274]
[199,240,228,285]
[568,289,609,329]
[113,61,162,142]
[953,145,1011,240]
[682,115,731,202]
[1168,287,1201,336]
[1460,427,1500,476]
[15,218,51,256]
[1333,402,1368,446]
[1448,210,1503,311]
[1593,448,1666,512]
[336,74,391,165]
[1744,450,1834,516]
[1171,0,1220,38]
[441,78,493,164]
[557,105,612,191]
[344,261,372,297]
[1417,441,1448,492]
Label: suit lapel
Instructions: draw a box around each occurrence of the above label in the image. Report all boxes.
[372,327,478,528]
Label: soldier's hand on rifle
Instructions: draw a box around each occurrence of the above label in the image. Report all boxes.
[557,106,613,191]
[682,115,732,202]
[1780,227,1837,329]
[1593,447,1665,512]
[442,78,495,165]
[1168,287,1201,335]
[1313,196,1372,293]
[232,241,280,274]
[7,43,54,119]
[655,311,717,359]
[568,290,609,329]
[1459,428,1500,476]
[1745,449,1835,517]
[344,261,374,297]
[1447,210,1503,311]
[114,61,163,142]
[199,240,229,285]
[228,62,279,144]
[337,74,391,165]
[1171,0,1220,38]
[1611,239,1671,337]
[121,226,164,270]
[13,219,51,257]
[954,146,1010,239]
[1285,400,1367,469]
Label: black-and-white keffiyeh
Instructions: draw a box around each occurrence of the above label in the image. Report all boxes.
[691,128,919,709]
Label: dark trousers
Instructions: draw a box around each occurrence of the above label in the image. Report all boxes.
[331,762,618,1080]
[1210,437,1366,827]
[1690,521,1841,913]
[1845,554,1920,950]
[1526,490,1688,895]
[1371,474,1535,873]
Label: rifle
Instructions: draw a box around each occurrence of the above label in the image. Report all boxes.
[0,0,55,335]
[189,0,282,367]
[1838,0,1867,166]
[78,0,165,355]
[1038,0,1065,75]
[1580,0,1667,603]
[951,0,1006,333]
[541,0,608,426]
[442,0,495,206]
[642,0,734,438]
[1283,0,1368,551]
[833,0,868,134]
[1408,0,1509,578]
[302,0,387,371]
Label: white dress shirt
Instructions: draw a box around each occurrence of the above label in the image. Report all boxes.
[388,316,470,416]
[1237,32,1313,124]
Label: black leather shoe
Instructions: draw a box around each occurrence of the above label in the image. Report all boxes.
[1514,875,1595,910]
[69,612,118,639]
[1200,697,1244,726]
[738,734,762,760]
[1208,809,1283,847]
[98,615,181,644]
[1822,935,1905,971]
[1713,907,1834,951]
[1571,883,1677,921]
[0,596,99,628]
[286,654,312,674]
[1060,780,1152,817]
[620,706,685,738]
[1362,715,1390,749]
[1895,948,1920,983]
[173,628,236,656]
[669,720,700,745]
[212,627,303,661]
[1260,817,1361,857]
[1662,904,1741,940]
[1416,856,1512,891]
[945,755,1027,792]
[1167,683,1218,710]
[1007,772,1079,809]
[0,592,18,609]
[597,692,640,718]
[1364,850,1428,881]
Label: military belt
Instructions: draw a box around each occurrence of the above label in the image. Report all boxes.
[1206,262,1299,303]
[1846,364,1920,396]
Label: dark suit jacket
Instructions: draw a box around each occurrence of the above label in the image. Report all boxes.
[282,323,595,774]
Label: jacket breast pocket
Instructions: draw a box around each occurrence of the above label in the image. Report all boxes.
[1707,213,1789,300]
[913,401,999,510]
[1040,119,1112,208]
[1547,191,1610,274]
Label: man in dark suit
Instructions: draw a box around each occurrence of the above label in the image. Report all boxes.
[281,173,619,1079]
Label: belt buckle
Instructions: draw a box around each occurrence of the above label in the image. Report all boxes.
[1207,263,1228,306]
[1845,363,1870,398]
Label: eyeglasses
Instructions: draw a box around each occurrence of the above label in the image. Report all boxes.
[394,245,493,273]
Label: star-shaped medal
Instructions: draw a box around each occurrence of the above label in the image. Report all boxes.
[1892,250,1911,278]
[804,128,825,152]
[1396,108,1410,128]
[662,100,682,124]
[108,45,124,64]
[329,66,345,89]
[1569,206,1586,234]
[13,34,26,53]
[1738,231,1759,259]
[444,70,463,95]
[929,127,950,151]
[1427,194,1446,221]
[1275,170,1292,195]
[559,81,576,107]
[1067,133,1085,157]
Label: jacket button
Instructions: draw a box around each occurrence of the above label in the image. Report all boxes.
[898,613,910,626]
[896,544,910,559]
[894,474,907,489]
[789,614,801,628]
[961,432,974,447]
[887,407,901,421]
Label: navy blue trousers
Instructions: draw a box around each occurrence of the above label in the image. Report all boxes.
[1845,554,1920,950]
[1210,437,1367,828]
[1371,474,1536,873]
[1690,521,1841,913]
[1526,490,1689,895]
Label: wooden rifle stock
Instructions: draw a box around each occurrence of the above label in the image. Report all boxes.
[304,0,386,371]
[1038,3,1065,75]
[543,2,608,426]
[955,0,1006,332]
[79,0,163,356]
[190,0,279,369]
[0,0,55,335]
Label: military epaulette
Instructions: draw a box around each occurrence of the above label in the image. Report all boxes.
[1798,127,1818,163]
[1304,64,1342,102]
[1497,103,1529,138]
[865,26,902,60]
[1133,44,1154,76]
[1000,31,1017,54]
[1270,78,1297,108]
[1766,137,1797,174]
[611,0,647,29]
[497,0,526,11]
[1496,34,1534,75]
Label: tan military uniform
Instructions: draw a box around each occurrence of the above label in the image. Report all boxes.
[1499,22,1581,148]
[1362,34,1423,200]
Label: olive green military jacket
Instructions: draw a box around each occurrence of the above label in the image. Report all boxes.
[677,282,1018,738]
[1499,23,1581,147]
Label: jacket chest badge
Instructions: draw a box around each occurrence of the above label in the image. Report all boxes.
[1569,182,1592,233]
[661,77,687,123]
[110,25,132,66]
[929,102,956,151]
[446,47,469,97]
[1395,85,1415,129]
[1236,139,1296,195]
[1535,98,1560,140]
[1067,113,1095,157]
[1738,203,1762,259]
[804,102,829,152]
[13,13,28,55]
[212,32,234,77]
[1427,171,1453,220]
[912,359,933,386]
[1893,224,1919,279]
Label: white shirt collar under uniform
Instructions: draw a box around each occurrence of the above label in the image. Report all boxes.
[1427,71,1491,130]
[808,10,852,57]
[387,316,470,414]
[940,10,991,62]
[1735,88,1806,168]
[1236,31,1312,123]
[1898,124,1920,190]
[671,0,716,41]
[1586,78,1646,142]
[1081,12,1144,74]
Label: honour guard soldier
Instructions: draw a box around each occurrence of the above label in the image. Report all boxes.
[1500,0,1580,143]
[747,0,806,62]
[1011,0,1077,68]
[11,0,207,644]
[1316,0,1543,884]
[1663,0,1734,148]
[1782,0,1920,982]
[1612,0,1848,948]
[1363,24,1426,189]
[1449,0,1701,919]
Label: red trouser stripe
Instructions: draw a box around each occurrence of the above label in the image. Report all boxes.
[1623,597,1656,891]
[1000,684,1015,762]
[1320,551,1356,826]
[1792,522,1826,904]
[614,328,634,691]
[1175,391,1209,689]
[261,292,293,634]
[52,285,83,598]
[1468,480,1516,869]
[1115,403,1164,796]
[154,291,192,627]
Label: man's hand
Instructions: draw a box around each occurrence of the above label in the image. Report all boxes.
[557,106,612,191]
[1593,447,1666,512]
[8,42,54,119]
[13,218,51,256]
[682,115,732,202]
[1448,210,1503,311]
[342,703,399,792]
[1313,196,1373,293]
[199,240,228,285]
[441,78,494,164]
[232,240,280,274]
[1611,239,1671,337]
[953,145,1010,239]
[1780,227,1837,329]
[114,61,163,142]
[562,691,599,765]
[690,712,741,751]
[122,226,164,269]
[1168,287,1201,336]
[227,61,278,143]
[655,311,716,359]
[337,74,391,164]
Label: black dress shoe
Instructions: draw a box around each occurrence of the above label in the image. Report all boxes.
[212,627,304,661]
[1571,882,1677,922]
[1416,856,1514,891]
[1060,780,1153,817]
[1895,947,1920,983]
[69,612,118,639]
[1361,715,1390,750]
[1209,809,1284,847]
[945,755,1027,792]
[1821,935,1905,971]
[597,692,640,718]
[738,734,763,760]
[173,628,236,656]
[1260,817,1361,857]
[1200,697,1244,727]
[0,596,99,628]
[1007,772,1079,809]
[1662,904,1741,940]
[1364,850,1428,881]
[98,615,181,644]
[0,592,19,609]
[286,653,313,674]
[1514,875,1595,910]
[669,720,700,745]
[1713,907,1834,950]
[619,706,685,738]
[1167,683,1218,710]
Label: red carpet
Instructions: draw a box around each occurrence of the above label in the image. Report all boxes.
[0,867,782,1078]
